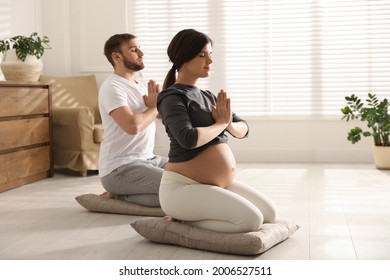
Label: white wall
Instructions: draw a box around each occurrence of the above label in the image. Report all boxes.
[8,0,42,35]
[2,0,374,164]
[40,0,133,82]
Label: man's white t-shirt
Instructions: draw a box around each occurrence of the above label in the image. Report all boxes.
[98,74,155,177]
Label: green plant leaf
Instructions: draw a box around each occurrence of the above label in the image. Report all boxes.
[341,93,390,146]
[0,32,50,61]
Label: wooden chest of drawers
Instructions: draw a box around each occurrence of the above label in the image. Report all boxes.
[0,82,53,192]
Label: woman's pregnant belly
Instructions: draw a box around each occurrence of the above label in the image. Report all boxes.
[165,143,236,188]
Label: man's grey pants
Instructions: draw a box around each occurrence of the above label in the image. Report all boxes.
[100,155,168,207]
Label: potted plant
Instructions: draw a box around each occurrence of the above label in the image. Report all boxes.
[341,93,390,169]
[0,32,50,82]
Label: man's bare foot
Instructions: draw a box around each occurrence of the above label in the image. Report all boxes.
[99,191,117,199]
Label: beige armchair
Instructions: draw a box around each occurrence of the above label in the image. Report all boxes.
[39,74,103,176]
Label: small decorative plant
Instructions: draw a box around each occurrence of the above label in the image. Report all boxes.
[0,32,50,61]
[341,93,390,146]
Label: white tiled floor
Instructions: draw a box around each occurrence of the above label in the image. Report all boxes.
[0,163,389,260]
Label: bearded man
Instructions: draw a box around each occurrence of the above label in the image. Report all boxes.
[98,33,168,207]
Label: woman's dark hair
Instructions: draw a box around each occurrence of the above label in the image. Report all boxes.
[104,33,136,67]
[163,29,213,89]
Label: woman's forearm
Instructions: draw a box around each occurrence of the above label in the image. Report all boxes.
[226,121,248,138]
[195,122,228,148]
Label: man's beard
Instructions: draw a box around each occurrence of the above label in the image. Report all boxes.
[123,57,144,71]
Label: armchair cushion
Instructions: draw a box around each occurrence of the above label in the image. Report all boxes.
[39,74,101,123]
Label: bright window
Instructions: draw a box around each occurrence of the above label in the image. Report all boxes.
[133,0,390,117]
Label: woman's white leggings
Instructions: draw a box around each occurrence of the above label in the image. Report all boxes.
[159,171,278,233]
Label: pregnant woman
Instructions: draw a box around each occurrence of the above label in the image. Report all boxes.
[157,29,277,233]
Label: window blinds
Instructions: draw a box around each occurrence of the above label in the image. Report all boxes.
[132,0,390,117]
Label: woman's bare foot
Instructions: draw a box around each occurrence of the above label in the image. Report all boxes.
[163,215,182,223]
[99,191,117,199]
